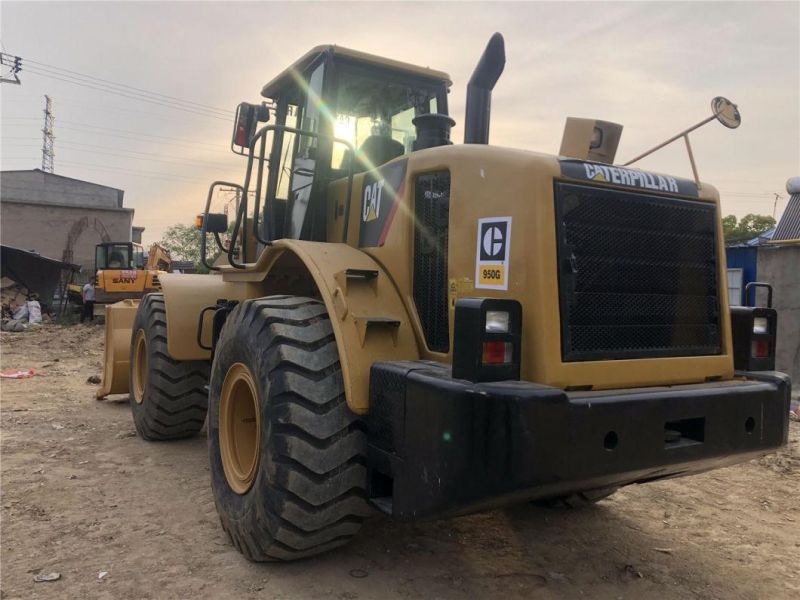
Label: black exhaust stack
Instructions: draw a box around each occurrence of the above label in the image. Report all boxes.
[464,33,505,145]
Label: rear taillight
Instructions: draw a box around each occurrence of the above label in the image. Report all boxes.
[453,298,522,382]
[482,341,512,365]
[234,124,248,147]
[731,304,777,371]
[751,339,770,359]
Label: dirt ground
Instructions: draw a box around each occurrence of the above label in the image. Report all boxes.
[1,324,798,600]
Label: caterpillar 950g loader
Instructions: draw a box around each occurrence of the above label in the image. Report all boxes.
[99,33,790,561]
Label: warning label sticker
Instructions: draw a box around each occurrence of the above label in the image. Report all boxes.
[475,216,511,290]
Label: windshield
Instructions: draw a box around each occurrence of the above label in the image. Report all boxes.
[97,243,132,269]
[331,66,439,171]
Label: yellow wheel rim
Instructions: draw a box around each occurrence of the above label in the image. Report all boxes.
[219,363,261,495]
[132,329,148,405]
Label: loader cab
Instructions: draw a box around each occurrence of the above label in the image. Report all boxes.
[228,46,451,250]
[95,242,145,271]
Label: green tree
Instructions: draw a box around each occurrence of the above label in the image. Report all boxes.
[158,223,225,273]
[722,214,738,239]
[722,213,775,244]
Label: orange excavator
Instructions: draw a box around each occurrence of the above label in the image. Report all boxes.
[68,242,171,304]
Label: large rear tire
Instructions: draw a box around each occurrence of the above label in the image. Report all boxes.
[129,294,210,440]
[208,296,370,561]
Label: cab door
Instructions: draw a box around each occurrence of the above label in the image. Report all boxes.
[282,59,335,241]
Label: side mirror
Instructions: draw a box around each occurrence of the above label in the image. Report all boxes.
[196,213,228,234]
[231,102,270,155]
[711,96,741,129]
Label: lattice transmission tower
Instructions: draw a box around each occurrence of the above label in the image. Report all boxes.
[41,95,55,172]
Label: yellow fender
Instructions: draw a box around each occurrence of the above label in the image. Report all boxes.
[97,274,251,398]
[274,240,420,414]
[99,241,420,413]
[159,241,420,413]
[158,273,266,360]
[96,299,139,398]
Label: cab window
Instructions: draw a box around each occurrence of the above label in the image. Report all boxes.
[95,245,108,270]
[275,104,299,201]
[133,245,145,268]
[286,61,326,239]
[103,244,131,269]
[331,67,439,171]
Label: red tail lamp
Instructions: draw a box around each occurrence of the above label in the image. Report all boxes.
[751,339,770,359]
[731,298,777,371]
[452,298,522,383]
[482,341,513,365]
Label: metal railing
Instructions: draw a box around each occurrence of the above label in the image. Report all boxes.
[201,124,356,270]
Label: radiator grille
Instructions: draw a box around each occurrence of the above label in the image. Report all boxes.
[555,182,721,361]
[413,172,450,353]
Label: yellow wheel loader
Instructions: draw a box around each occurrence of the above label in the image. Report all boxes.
[99,34,790,561]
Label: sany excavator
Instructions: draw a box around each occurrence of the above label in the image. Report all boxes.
[97,34,790,562]
[69,242,171,304]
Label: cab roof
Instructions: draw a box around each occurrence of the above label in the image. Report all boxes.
[260,45,452,99]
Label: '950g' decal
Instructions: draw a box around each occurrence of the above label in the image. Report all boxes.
[475,216,512,290]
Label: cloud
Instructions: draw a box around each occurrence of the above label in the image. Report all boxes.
[2,1,797,241]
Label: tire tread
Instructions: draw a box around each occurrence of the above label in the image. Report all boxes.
[130,293,209,440]
[209,296,370,561]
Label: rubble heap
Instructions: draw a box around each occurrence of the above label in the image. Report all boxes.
[1,277,30,320]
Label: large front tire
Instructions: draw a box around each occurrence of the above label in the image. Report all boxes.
[129,294,210,440]
[208,296,370,561]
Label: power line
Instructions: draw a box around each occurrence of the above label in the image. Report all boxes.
[4,92,234,123]
[57,159,203,182]
[57,140,228,163]
[21,56,232,115]
[20,63,233,122]
[0,156,202,183]
[56,141,233,169]
[14,57,230,117]
[2,138,233,167]
[55,119,228,148]
[3,118,229,151]
[0,52,21,85]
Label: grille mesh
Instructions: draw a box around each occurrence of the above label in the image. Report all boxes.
[414,172,450,353]
[555,182,721,361]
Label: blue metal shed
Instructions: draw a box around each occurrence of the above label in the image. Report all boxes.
[725,246,758,306]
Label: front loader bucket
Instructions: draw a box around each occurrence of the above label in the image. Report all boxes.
[97,299,139,399]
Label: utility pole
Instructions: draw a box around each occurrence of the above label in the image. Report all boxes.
[41,95,55,173]
[773,193,783,220]
[0,52,22,85]
[219,186,241,217]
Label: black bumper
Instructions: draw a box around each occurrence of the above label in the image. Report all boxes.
[367,361,791,519]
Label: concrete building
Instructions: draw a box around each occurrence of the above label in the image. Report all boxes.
[0,169,143,282]
[132,226,145,244]
[726,176,800,382]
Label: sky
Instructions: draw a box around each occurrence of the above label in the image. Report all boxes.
[1,1,798,245]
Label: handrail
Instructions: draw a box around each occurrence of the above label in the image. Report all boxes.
[200,180,244,272]
[745,282,773,308]
[226,123,357,269]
